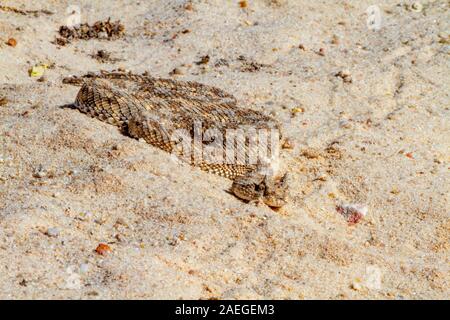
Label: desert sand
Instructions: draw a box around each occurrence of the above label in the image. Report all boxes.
[0,0,448,299]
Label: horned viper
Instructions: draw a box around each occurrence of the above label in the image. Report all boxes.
[63,71,288,207]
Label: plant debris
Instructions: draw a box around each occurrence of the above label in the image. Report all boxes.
[237,55,268,72]
[214,58,230,67]
[0,5,53,16]
[54,18,125,46]
[195,55,210,65]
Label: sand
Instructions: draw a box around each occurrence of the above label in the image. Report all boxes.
[0,0,448,299]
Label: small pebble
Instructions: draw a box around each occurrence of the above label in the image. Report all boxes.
[351,278,363,291]
[46,227,60,237]
[79,263,89,274]
[411,2,423,12]
[331,35,339,45]
[68,169,79,176]
[77,212,92,221]
[0,97,9,107]
[33,170,47,178]
[115,234,125,242]
[282,138,294,150]
[170,67,185,76]
[97,31,108,39]
[115,217,128,227]
[405,152,414,159]
[291,107,305,118]
[291,107,305,114]
[6,38,17,47]
[95,243,112,255]
[339,119,352,128]
[336,70,352,83]
[239,0,248,8]
[336,203,368,225]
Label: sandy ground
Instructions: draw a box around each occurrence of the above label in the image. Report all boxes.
[0,0,449,299]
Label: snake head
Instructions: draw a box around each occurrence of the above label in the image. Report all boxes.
[231,172,288,208]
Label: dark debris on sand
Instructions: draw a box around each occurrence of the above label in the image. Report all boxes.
[54,18,125,46]
[90,50,121,63]
[0,5,53,16]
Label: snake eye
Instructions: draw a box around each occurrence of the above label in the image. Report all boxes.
[255,181,266,193]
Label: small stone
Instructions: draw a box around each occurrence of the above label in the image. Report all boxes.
[6,38,17,47]
[411,2,423,12]
[339,119,352,128]
[115,217,128,227]
[94,217,107,225]
[29,64,47,77]
[336,70,352,83]
[33,170,47,178]
[291,107,305,117]
[170,67,185,76]
[351,278,363,291]
[239,0,248,8]
[331,35,339,45]
[438,32,450,44]
[68,169,79,176]
[317,48,325,56]
[282,138,294,150]
[79,263,89,274]
[336,203,368,225]
[95,243,112,255]
[46,227,60,237]
[291,107,305,115]
[0,97,9,107]
[115,234,125,242]
[77,212,92,221]
[97,31,108,39]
